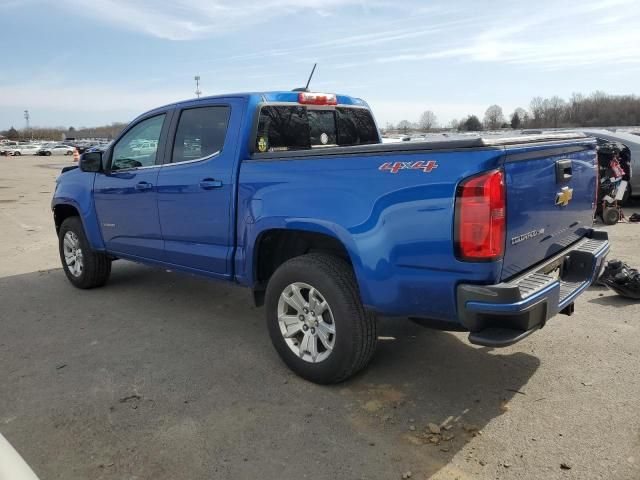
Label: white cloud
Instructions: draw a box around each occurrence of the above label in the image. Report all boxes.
[3,0,638,128]
[0,82,186,113]
[330,0,640,71]
[55,0,366,40]
[51,0,640,73]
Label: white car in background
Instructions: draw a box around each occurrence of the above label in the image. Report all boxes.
[581,129,640,200]
[36,144,74,156]
[9,145,40,156]
[131,140,157,155]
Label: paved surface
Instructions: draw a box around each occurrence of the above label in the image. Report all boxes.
[0,155,638,480]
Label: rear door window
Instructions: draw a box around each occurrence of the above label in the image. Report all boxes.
[172,106,230,163]
[255,105,378,153]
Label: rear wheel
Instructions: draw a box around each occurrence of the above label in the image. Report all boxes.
[265,253,377,384]
[13,151,20,156]
[45,151,52,156]
[58,217,111,288]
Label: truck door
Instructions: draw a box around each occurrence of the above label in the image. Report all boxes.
[156,98,244,277]
[93,112,171,260]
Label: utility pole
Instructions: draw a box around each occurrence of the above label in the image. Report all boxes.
[194,75,202,98]
[24,110,31,139]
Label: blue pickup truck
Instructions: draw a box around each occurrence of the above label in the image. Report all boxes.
[52,91,609,383]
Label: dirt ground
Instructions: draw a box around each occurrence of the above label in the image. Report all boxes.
[0,155,638,480]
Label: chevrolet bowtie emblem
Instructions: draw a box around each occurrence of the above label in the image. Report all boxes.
[555,186,573,207]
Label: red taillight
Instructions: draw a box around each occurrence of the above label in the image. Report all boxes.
[298,92,337,105]
[455,169,505,261]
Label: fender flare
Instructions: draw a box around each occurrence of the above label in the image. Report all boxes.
[52,198,105,251]
[241,217,373,306]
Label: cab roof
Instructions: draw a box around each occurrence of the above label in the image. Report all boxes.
[154,91,368,112]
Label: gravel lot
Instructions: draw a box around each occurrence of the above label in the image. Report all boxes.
[0,155,638,480]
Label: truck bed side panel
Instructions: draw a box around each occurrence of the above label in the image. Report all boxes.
[236,148,505,321]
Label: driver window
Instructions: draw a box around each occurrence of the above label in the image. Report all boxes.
[111,114,165,170]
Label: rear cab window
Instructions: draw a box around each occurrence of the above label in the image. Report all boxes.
[254,105,379,153]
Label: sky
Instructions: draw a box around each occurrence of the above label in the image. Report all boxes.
[1,0,639,130]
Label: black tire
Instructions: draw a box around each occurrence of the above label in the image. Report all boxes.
[13,151,20,156]
[45,151,52,156]
[58,216,111,288]
[603,207,619,225]
[265,253,377,384]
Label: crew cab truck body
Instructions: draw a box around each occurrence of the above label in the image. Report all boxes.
[52,91,609,383]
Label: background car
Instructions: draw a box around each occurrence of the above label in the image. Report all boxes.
[36,145,74,156]
[72,142,98,154]
[85,142,111,153]
[9,145,40,156]
[75,145,92,154]
[580,129,640,201]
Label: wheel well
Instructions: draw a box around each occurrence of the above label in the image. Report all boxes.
[53,204,80,232]
[253,229,352,306]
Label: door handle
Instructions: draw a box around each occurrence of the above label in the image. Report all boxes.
[555,159,572,183]
[135,181,153,191]
[199,178,223,190]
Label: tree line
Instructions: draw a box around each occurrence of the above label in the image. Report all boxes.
[0,123,128,141]
[2,91,639,140]
[383,91,640,134]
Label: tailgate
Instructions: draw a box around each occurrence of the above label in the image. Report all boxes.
[501,140,597,280]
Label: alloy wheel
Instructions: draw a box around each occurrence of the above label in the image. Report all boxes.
[277,282,336,363]
[63,231,83,277]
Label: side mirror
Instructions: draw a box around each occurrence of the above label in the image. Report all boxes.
[79,151,102,172]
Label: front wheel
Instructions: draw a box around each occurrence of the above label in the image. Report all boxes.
[13,151,20,156]
[58,217,111,288]
[265,253,377,384]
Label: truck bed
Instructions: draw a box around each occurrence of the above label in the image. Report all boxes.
[251,133,590,159]
[241,133,597,323]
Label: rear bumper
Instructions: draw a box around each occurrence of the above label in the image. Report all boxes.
[457,230,609,347]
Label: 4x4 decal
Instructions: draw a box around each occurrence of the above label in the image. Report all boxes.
[379,160,438,174]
